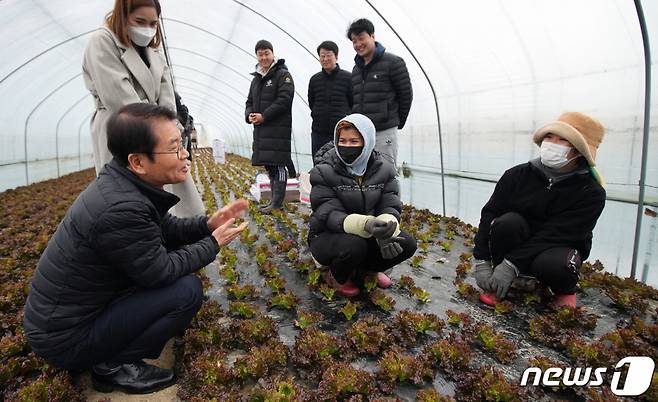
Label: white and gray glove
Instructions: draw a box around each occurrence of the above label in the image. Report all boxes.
[488,259,519,299]
[364,218,397,240]
[472,259,494,292]
[378,236,404,259]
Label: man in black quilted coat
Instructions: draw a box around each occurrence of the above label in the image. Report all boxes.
[23,103,248,394]
[245,39,295,213]
[347,18,413,166]
[308,40,353,161]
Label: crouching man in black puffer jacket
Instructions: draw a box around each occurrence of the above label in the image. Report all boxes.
[309,113,417,297]
[23,103,248,394]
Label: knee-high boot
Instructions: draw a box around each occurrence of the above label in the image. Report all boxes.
[262,180,286,214]
[259,171,276,210]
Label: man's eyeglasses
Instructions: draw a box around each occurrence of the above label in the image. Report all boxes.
[151,136,189,159]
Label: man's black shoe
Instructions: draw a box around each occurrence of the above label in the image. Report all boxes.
[91,361,175,394]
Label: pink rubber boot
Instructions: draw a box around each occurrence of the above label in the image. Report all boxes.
[375,272,393,289]
[322,271,360,297]
[552,294,576,308]
[479,293,498,306]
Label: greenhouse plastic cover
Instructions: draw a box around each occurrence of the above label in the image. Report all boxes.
[0,0,656,284]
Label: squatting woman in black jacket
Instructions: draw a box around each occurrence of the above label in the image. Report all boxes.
[309,114,417,297]
[472,112,606,308]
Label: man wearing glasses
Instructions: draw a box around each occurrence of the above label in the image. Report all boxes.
[23,103,248,394]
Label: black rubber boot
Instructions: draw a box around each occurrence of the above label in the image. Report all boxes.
[262,180,286,214]
[91,361,175,394]
[259,172,276,210]
[258,197,272,211]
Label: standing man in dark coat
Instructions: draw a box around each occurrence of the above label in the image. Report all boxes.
[347,18,413,166]
[308,40,353,163]
[245,39,295,213]
[23,103,248,395]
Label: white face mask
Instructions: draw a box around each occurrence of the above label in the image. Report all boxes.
[128,26,156,47]
[540,141,579,169]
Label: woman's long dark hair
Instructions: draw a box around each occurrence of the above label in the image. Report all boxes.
[105,0,162,48]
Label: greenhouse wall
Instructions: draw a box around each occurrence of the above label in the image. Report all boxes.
[0,0,656,284]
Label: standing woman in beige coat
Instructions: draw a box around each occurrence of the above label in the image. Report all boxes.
[82,0,204,217]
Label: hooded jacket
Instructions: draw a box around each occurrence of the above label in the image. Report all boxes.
[473,158,606,273]
[351,42,413,131]
[245,58,295,166]
[23,159,219,359]
[309,114,400,240]
[308,64,353,138]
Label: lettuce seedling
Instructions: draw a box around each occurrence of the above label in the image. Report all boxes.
[226,284,256,300]
[268,290,298,310]
[370,290,396,312]
[424,333,473,375]
[316,362,376,400]
[292,328,342,368]
[233,339,288,380]
[319,284,336,301]
[228,302,258,318]
[475,324,518,364]
[265,277,286,294]
[340,301,357,320]
[345,315,393,356]
[220,266,238,285]
[294,309,323,330]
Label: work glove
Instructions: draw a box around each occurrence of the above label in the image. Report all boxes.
[472,259,494,292]
[488,259,519,300]
[378,236,404,259]
[364,218,397,240]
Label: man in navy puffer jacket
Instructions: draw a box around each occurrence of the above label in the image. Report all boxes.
[23,103,248,394]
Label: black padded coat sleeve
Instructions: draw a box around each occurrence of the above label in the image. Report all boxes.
[391,57,412,129]
[310,167,348,233]
[505,187,605,272]
[160,213,211,248]
[307,76,315,110]
[374,165,401,219]
[245,80,255,123]
[472,168,516,260]
[347,79,354,109]
[93,202,219,288]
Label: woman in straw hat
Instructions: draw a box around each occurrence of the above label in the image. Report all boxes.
[471,112,606,308]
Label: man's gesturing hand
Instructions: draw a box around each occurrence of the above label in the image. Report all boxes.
[212,218,248,246]
[208,199,249,231]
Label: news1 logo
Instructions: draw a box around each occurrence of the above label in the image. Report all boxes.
[520,356,655,396]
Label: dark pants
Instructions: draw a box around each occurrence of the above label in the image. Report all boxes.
[49,275,203,370]
[311,133,333,164]
[309,231,417,284]
[265,165,288,183]
[490,212,581,295]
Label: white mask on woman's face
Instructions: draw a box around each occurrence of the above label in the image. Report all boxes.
[540,141,579,169]
[128,26,156,47]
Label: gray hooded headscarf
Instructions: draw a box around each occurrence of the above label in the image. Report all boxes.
[333,113,376,176]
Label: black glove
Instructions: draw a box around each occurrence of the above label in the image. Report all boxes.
[364,218,397,240]
[378,236,404,259]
